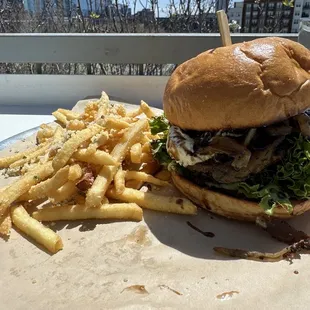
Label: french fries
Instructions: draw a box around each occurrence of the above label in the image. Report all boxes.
[49,181,78,203]
[0,143,48,168]
[0,162,54,216]
[68,164,83,181]
[130,143,142,164]
[125,171,171,187]
[114,167,126,195]
[73,149,117,166]
[20,166,70,201]
[33,203,143,222]
[85,119,148,208]
[0,211,12,236]
[52,111,68,126]
[0,91,199,253]
[107,188,197,215]
[57,109,80,120]
[11,205,63,254]
[52,124,102,171]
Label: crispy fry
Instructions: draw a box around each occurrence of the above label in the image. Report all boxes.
[91,131,109,148]
[115,104,127,117]
[74,149,117,166]
[130,143,142,164]
[86,119,148,207]
[125,180,144,190]
[155,170,171,181]
[141,142,151,153]
[140,161,160,175]
[105,117,131,130]
[107,187,197,215]
[20,166,70,201]
[125,171,171,187]
[57,109,80,120]
[11,205,63,254]
[49,181,77,203]
[52,111,68,126]
[140,100,156,118]
[140,152,154,163]
[68,164,83,181]
[114,167,125,195]
[0,211,12,236]
[32,203,142,222]
[52,124,102,171]
[66,119,86,131]
[127,107,142,118]
[96,91,110,121]
[36,124,55,144]
[0,162,54,216]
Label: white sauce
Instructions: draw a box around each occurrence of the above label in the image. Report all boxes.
[167,126,214,167]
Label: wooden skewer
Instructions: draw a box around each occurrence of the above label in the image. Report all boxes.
[216,10,232,46]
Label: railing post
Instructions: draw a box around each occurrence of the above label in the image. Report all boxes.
[298,23,310,49]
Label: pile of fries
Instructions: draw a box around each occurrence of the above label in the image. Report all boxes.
[0,92,197,254]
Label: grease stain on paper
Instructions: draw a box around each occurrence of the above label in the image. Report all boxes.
[121,285,149,294]
[216,290,239,301]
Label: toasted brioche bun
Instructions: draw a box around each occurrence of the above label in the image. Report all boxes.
[172,172,310,222]
[164,37,310,131]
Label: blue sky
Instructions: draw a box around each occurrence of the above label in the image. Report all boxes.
[79,0,242,16]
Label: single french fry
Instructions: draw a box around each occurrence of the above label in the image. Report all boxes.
[105,117,131,130]
[52,124,102,171]
[130,143,142,164]
[0,162,54,216]
[125,171,171,187]
[140,135,151,144]
[115,104,127,117]
[57,109,80,120]
[140,152,155,163]
[140,100,156,118]
[66,119,86,131]
[127,107,142,118]
[91,131,109,148]
[20,166,70,201]
[49,181,77,203]
[36,124,55,144]
[86,119,148,207]
[140,161,160,175]
[96,91,110,121]
[141,142,151,153]
[114,167,125,195]
[0,211,12,236]
[32,203,143,222]
[68,164,83,181]
[155,170,171,181]
[73,149,117,166]
[11,205,63,254]
[52,111,68,126]
[107,187,197,215]
[125,180,144,190]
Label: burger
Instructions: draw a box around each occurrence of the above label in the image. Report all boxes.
[150,37,310,222]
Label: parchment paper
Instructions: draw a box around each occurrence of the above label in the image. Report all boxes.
[1,99,310,310]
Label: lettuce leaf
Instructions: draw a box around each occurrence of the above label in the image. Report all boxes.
[149,115,172,166]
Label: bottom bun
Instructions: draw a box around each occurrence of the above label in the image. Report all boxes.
[172,172,310,222]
